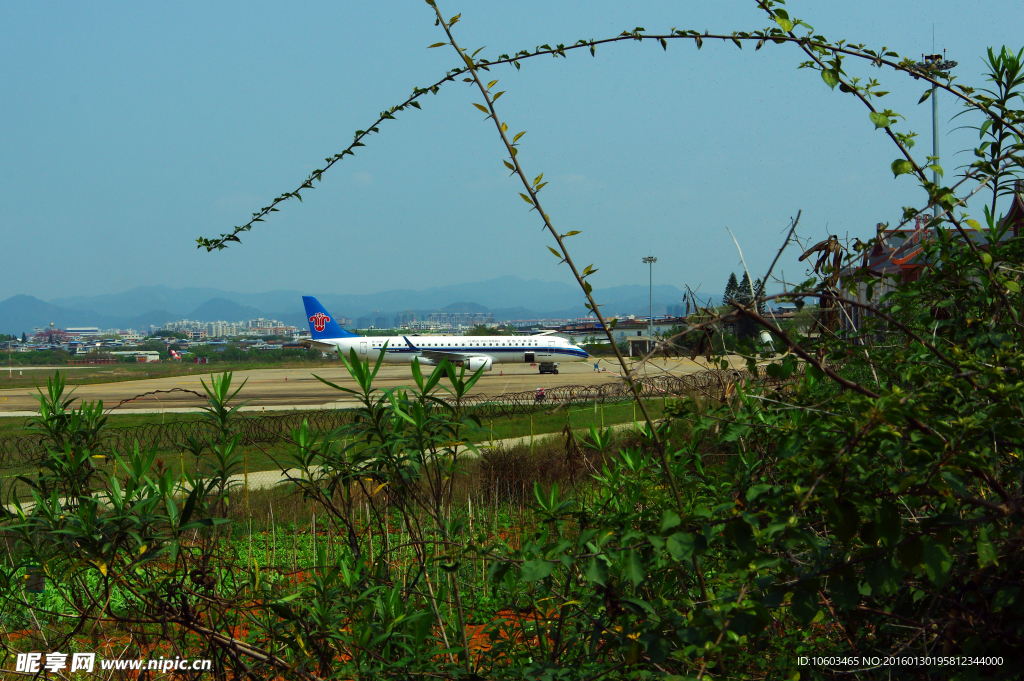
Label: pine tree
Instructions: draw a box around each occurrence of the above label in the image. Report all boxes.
[737,272,752,302]
[752,278,767,315]
[724,272,739,303]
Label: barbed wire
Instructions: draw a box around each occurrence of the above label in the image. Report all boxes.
[106,388,208,411]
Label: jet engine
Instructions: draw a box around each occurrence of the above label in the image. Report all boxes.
[466,356,493,372]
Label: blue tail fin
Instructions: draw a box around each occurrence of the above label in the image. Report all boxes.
[302,296,359,339]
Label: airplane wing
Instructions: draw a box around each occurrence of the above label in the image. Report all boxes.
[300,340,338,351]
[403,336,481,364]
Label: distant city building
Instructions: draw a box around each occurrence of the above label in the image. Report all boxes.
[407,320,450,332]
[66,327,101,337]
[207,321,241,337]
[424,311,494,331]
[557,316,686,344]
[33,328,70,343]
[356,316,372,329]
[393,312,417,328]
[160,318,297,338]
[505,319,569,329]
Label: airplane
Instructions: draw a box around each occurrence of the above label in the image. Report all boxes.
[299,296,588,374]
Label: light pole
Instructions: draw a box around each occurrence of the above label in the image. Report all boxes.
[642,256,657,349]
[912,52,956,219]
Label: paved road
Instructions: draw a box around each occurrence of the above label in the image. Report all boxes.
[0,356,737,415]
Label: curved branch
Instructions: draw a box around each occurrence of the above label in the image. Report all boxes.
[197,15,1023,251]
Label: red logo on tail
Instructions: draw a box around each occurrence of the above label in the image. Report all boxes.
[309,312,331,333]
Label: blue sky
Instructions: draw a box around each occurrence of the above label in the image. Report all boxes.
[1,0,1018,303]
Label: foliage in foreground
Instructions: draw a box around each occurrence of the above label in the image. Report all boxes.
[5,2,1024,679]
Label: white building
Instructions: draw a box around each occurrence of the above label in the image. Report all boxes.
[66,327,101,337]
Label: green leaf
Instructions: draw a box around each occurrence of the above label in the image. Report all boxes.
[891,159,914,177]
[547,246,562,258]
[520,559,553,582]
[584,557,608,585]
[806,364,825,382]
[660,510,681,534]
[563,230,581,237]
[992,587,1020,612]
[922,537,953,586]
[821,69,840,89]
[918,88,933,104]
[965,218,982,230]
[869,111,890,129]
[520,193,534,205]
[746,484,774,502]
[980,252,993,267]
[428,42,447,48]
[1005,280,1020,293]
[512,131,527,143]
[180,517,232,532]
[866,555,901,597]
[775,16,794,32]
[831,566,860,611]
[875,501,900,547]
[790,588,819,625]
[977,527,999,567]
[472,103,489,114]
[625,550,645,586]
[666,532,695,562]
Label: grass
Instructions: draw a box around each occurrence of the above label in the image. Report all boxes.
[0,399,664,454]
[0,398,667,507]
[466,399,665,444]
[0,358,343,391]
[0,425,673,676]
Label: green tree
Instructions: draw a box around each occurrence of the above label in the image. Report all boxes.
[737,271,751,300]
[163,3,1024,675]
[723,271,739,303]
[466,324,504,335]
[155,330,188,340]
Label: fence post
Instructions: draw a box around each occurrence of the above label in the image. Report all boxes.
[244,448,250,515]
[530,414,534,456]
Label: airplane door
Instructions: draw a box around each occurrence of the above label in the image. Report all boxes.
[525,352,535,363]
[359,341,368,356]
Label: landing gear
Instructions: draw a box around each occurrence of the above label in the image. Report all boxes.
[538,362,559,375]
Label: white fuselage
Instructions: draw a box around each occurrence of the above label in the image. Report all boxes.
[310,334,588,366]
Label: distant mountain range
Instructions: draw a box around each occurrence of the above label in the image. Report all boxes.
[1,277,696,335]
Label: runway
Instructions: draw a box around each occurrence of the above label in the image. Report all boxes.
[0,356,737,416]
